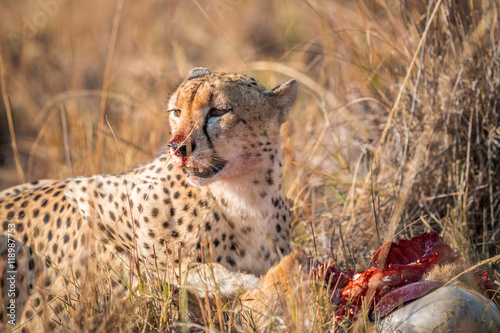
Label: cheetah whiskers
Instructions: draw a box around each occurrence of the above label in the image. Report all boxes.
[206,155,226,174]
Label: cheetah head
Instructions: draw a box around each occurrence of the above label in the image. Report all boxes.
[167,68,298,186]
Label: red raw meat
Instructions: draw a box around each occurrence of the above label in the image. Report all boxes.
[319,231,461,321]
[373,280,446,319]
[372,231,459,269]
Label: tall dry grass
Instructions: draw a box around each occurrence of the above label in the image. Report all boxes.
[0,0,499,331]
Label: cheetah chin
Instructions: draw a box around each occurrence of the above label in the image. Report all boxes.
[183,154,227,179]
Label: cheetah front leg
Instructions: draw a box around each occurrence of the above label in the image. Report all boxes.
[239,251,312,331]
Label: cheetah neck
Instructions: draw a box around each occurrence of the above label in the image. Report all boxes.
[207,143,286,226]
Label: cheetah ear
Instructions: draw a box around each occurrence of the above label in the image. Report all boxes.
[185,67,212,81]
[266,79,298,124]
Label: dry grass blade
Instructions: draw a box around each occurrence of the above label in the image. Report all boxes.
[385,118,437,242]
[249,61,336,107]
[0,45,25,184]
[95,0,124,174]
[369,0,442,171]
[59,104,73,177]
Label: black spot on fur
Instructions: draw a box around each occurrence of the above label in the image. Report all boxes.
[226,256,236,267]
[266,169,274,186]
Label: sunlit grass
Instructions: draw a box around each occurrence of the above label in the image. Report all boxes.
[0,0,499,331]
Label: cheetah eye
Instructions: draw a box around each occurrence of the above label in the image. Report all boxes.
[209,107,232,117]
[169,108,182,117]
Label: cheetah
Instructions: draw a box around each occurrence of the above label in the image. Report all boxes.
[0,67,298,331]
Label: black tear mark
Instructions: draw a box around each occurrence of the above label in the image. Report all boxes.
[202,110,214,149]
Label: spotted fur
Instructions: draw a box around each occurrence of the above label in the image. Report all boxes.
[0,68,298,331]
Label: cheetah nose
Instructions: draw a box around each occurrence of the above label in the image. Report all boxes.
[168,141,196,157]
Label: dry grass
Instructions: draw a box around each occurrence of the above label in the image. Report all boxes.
[1,0,499,331]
